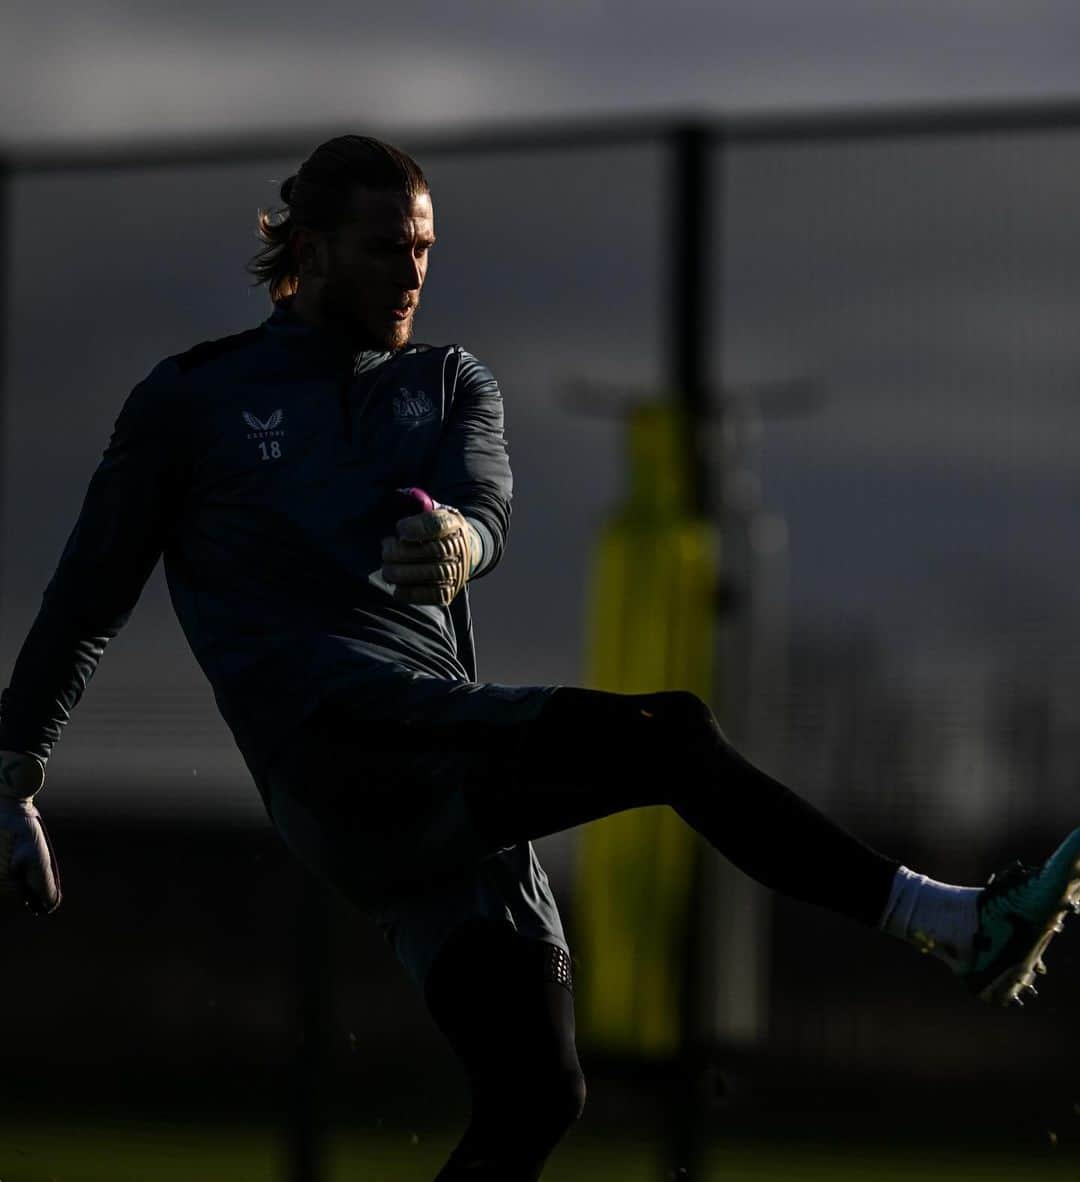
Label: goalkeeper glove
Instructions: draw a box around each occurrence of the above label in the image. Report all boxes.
[0,751,62,915]
[381,500,483,607]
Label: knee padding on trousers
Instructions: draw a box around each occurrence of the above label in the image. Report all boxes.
[537,686,717,739]
[531,687,725,786]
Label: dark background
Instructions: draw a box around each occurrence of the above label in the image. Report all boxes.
[4,4,1080,1176]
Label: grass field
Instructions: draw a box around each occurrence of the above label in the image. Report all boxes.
[0,1119,1076,1182]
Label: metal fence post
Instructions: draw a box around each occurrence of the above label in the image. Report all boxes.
[666,121,718,1182]
[289,867,331,1182]
[0,156,12,617]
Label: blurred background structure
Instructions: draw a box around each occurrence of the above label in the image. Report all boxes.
[5,3,1080,1179]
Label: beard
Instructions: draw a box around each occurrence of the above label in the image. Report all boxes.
[318,274,417,352]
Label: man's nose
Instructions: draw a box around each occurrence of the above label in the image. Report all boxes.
[398,253,423,291]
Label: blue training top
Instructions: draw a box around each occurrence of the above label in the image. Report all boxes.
[0,298,515,789]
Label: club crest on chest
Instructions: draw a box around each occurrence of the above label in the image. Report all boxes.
[393,388,437,426]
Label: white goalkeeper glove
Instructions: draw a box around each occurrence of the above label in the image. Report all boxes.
[0,751,62,915]
[381,502,483,607]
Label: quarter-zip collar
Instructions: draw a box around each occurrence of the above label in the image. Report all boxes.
[263,297,395,377]
[263,297,401,442]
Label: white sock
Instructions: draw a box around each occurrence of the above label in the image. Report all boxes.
[878,866,981,971]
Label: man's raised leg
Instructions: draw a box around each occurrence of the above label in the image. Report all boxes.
[460,686,1080,1005]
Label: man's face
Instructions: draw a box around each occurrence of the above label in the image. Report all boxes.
[317,187,435,350]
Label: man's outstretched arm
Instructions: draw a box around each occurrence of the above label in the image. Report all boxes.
[0,361,187,911]
[0,362,187,761]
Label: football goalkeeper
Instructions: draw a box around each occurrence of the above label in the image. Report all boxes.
[2,135,1078,1182]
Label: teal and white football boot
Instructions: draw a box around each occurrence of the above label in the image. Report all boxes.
[959,827,1080,1006]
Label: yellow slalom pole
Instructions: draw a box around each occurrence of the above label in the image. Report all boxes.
[574,402,718,1057]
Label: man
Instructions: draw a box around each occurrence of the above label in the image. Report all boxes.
[0,134,1077,1181]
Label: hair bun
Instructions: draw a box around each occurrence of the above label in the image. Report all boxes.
[280,175,297,204]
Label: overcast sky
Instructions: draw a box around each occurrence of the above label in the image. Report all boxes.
[4,1,1080,148]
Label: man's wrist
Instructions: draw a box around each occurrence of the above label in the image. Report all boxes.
[462,516,492,578]
[0,751,46,801]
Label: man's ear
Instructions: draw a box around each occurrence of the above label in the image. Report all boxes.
[292,228,328,280]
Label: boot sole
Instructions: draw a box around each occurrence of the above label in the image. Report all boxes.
[976,859,1080,1006]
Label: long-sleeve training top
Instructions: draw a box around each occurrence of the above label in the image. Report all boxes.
[0,297,514,794]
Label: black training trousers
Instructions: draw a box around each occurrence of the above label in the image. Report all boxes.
[423,921,584,1181]
[391,685,899,929]
[399,685,899,1180]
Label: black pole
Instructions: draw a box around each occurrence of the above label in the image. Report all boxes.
[664,124,719,1181]
[670,124,713,517]
[0,157,11,611]
[289,867,331,1182]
